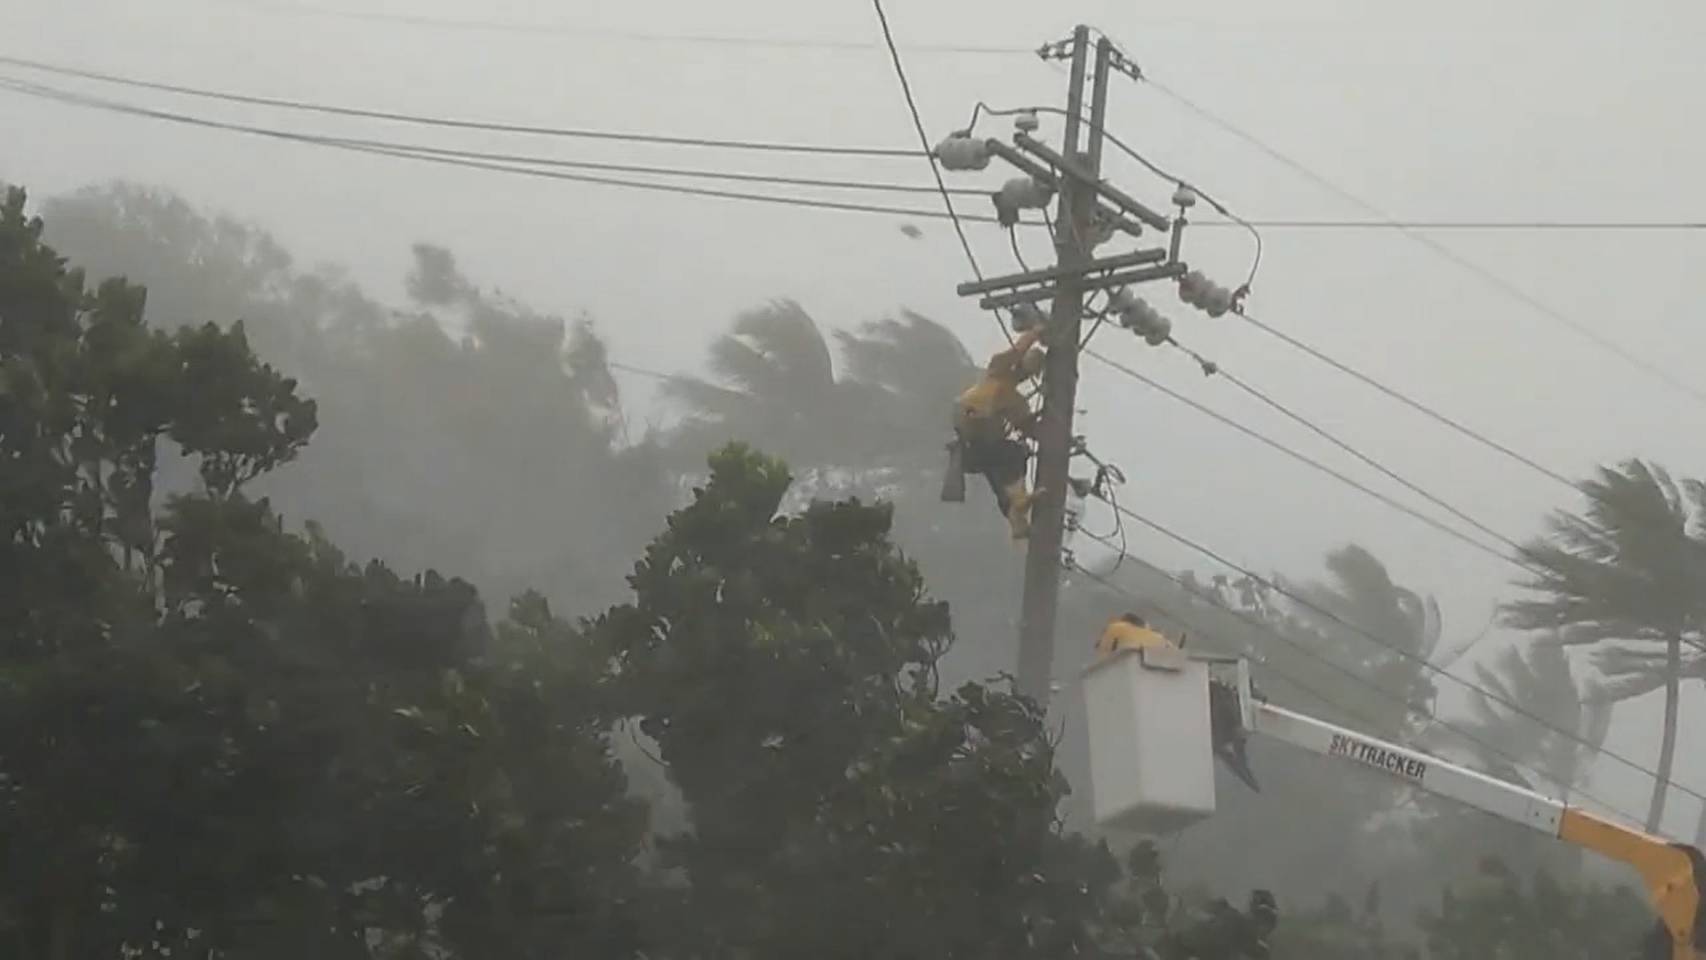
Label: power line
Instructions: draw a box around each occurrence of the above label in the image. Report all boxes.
[0,76,1024,225]
[1166,340,1534,562]
[1235,310,1579,491]
[1105,499,1706,812]
[1140,75,1706,412]
[9,55,1696,233]
[1069,531,1645,824]
[869,0,1013,345]
[1081,348,1519,567]
[0,54,925,158]
[268,136,992,197]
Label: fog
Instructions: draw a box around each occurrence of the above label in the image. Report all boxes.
[3,0,1705,951]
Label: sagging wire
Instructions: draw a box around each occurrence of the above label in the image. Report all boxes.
[1008,224,1030,272]
[1078,290,1115,350]
[1068,436,1129,572]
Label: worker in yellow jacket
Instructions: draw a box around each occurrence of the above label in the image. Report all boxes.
[951,326,1047,539]
[1095,611,1262,793]
[1095,612,1172,658]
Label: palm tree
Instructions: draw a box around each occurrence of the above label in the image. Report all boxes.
[664,300,848,471]
[1288,544,1444,738]
[1452,640,1612,798]
[1503,459,1706,832]
[664,303,977,484]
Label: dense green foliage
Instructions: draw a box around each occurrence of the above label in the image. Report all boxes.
[8,180,1696,957]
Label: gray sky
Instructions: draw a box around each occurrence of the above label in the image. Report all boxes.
[3,0,1703,834]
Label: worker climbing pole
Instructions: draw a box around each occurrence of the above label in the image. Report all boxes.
[943,326,1048,539]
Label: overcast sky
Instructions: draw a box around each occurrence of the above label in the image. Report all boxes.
[2,0,1703,834]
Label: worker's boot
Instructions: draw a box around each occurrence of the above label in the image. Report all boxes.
[1006,485,1043,540]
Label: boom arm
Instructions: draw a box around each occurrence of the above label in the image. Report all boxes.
[1249,699,1706,960]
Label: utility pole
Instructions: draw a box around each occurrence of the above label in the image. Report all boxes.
[937,25,1182,705]
[1015,28,1113,704]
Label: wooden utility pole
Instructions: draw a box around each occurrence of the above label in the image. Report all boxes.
[1016,27,1114,704]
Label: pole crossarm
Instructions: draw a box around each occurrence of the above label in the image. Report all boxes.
[955,247,1169,297]
[1013,133,1172,232]
[977,262,1185,311]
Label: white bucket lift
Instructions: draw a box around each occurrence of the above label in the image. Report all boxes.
[1080,643,1705,960]
[1081,645,1220,833]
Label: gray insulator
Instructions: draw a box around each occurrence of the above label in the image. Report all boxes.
[934,136,991,171]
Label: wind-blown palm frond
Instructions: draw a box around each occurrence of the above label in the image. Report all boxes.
[1501,458,1706,831]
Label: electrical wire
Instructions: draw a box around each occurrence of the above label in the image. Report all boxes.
[1234,310,1579,491]
[1139,74,1706,412]
[870,0,1013,344]
[1104,498,1706,812]
[1068,529,1645,823]
[9,57,1694,231]
[1082,347,1519,567]
[0,53,926,158]
[0,76,1039,226]
[1165,337,1534,562]
[1089,326,1706,659]
[323,139,993,196]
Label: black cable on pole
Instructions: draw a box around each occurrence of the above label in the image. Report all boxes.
[0,53,925,158]
[869,0,1013,344]
[1104,499,1706,809]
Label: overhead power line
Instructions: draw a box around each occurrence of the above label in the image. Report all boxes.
[1082,348,1518,566]
[0,54,924,158]
[5,55,1697,232]
[276,137,992,197]
[1139,75,1706,411]
[869,0,1013,345]
[1104,499,1706,812]
[1235,310,1580,491]
[0,76,1027,225]
[1166,340,1534,561]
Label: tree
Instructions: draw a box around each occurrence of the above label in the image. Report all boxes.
[1289,544,1442,737]
[664,302,976,484]
[1416,859,1652,960]
[1453,639,1612,799]
[38,183,670,615]
[593,442,1123,959]
[1504,460,1706,832]
[1,186,649,958]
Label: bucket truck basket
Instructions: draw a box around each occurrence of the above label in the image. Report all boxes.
[1082,645,1219,833]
